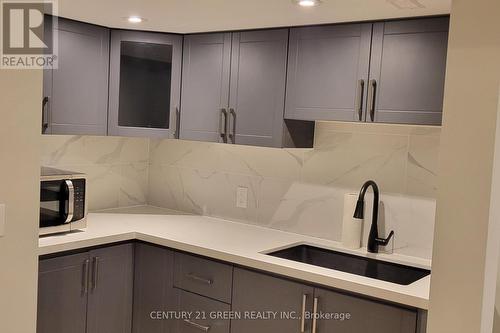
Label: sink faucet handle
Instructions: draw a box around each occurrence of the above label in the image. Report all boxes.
[375,230,394,246]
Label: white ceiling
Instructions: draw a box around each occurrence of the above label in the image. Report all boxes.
[56,0,451,34]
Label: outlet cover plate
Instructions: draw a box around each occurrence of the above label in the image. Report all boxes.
[236,187,248,209]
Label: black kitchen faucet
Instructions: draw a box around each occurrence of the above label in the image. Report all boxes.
[354,180,395,253]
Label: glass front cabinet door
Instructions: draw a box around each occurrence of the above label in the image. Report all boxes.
[108,30,182,138]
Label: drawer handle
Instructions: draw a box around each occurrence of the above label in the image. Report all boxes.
[220,108,228,142]
[300,294,307,333]
[82,259,90,294]
[312,297,319,333]
[183,319,211,332]
[368,79,377,122]
[187,273,213,285]
[228,108,236,144]
[91,256,99,291]
[355,79,365,121]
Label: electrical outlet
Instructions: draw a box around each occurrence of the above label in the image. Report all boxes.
[236,187,248,209]
[0,204,5,237]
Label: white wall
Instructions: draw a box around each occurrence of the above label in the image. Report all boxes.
[487,87,500,333]
[427,0,500,331]
[0,70,42,332]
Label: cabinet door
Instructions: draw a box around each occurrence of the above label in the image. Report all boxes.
[369,17,449,125]
[285,24,372,122]
[133,243,176,333]
[87,244,134,333]
[228,29,288,147]
[37,253,90,333]
[108,30,183,138]
[180,33,232,143]
[313,288,417,333]
[42,15,53,134]
[43,17,109,135]
[231,268,314,333]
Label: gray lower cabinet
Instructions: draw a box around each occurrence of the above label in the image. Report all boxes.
[228,30,288,147]
[87,244,134,333]
[38,244,424,333]
[133,243,176,333]
[231,268,314,333]
[37,252,89,333]
[180,29,289,147]
[43,16,109,135]
[369,17,449,125]
[108,30,183,138]
[314,288,417,333]
[180,33,232,143]
[285,23,372,122]
[231,268,419,333]
[37,244,134,333]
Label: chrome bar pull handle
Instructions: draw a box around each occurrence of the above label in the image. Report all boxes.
[183,319,210,332]
[187,273,213,285]
[312,297,319,333]
[220,108,228,142]
[82,259,90,295]
[368,79,377,122]
[228,108,236,144]
[64,180,74,223]
[355,79,365,121]
[91,256,99,291]
[300,294,307,333]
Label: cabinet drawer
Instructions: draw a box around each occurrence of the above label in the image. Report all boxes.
[175,289,230,333]
[174,252,233,303]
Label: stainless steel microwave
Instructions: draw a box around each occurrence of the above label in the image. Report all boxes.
[40,167,87,236]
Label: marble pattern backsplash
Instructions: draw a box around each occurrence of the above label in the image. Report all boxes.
[40,121,440,259]
[40,135,149,210]
[148,122,441,259]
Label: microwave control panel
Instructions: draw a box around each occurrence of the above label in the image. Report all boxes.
[72,179,86,221]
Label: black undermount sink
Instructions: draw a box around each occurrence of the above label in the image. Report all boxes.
[267,245,430,285]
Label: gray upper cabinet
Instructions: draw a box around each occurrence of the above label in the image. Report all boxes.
[180,29,289,147]
[229,30,288,147]
[108,30,183,138]
[368,17,449,125]
[314,287,417,333]
[180,33,232,143]
[285,24,372,122]
[231,268,314,333]
[43,17,109,135]
[133,243,176,333]
[86,244,134,333]
[37,252,89,333]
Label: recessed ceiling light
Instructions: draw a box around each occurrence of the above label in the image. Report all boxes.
[127,16,144,23]
[295,0,321,7]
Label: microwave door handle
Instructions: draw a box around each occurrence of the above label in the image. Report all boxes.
[65,180,74,223]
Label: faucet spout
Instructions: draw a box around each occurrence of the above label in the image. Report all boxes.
[353,180,394,253]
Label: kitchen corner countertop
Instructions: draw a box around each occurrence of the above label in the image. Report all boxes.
[39,207,432,310]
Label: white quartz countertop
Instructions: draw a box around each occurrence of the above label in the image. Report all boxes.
[39,209,432,310]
